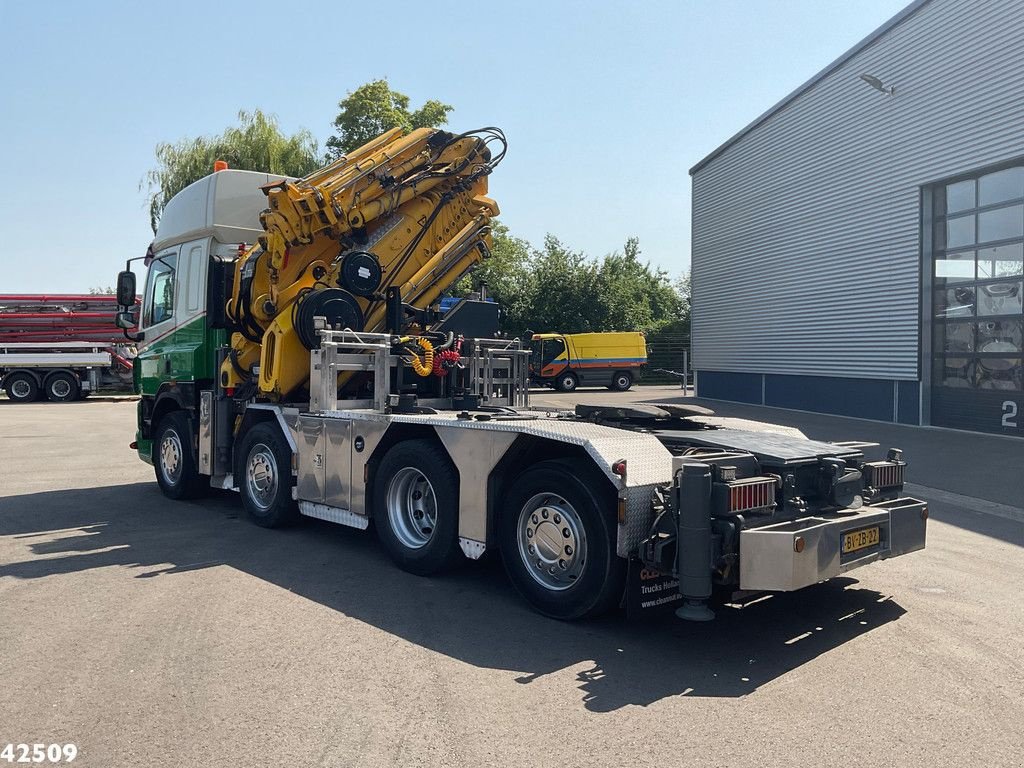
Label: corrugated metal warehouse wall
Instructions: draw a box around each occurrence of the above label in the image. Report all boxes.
[690,0,1024,422]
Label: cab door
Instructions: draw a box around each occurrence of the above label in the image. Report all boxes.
[136,247,180,396]
[539,336,570,379]
[168,238,211,381]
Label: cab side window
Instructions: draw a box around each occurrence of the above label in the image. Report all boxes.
[543,339,565,365]
[144,255,177,327]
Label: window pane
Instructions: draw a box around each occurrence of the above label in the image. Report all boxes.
[977,319,1023,353]
[977,243,1024,279]
[979,167,1024,206]
[934,285,976,318]
[946,214,975,248]
[143,256,176,327]
[187,246,203,312]
[934,250,975,282]
[977,281,1023,316]
[936,357,973,388]
[945,179,976,213]
[977,204,1023,243]
[933,321,974,352]
[976,357,1022,391]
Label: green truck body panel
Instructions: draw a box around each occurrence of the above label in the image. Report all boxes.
[133,314,223,464]
[135,314,223,395]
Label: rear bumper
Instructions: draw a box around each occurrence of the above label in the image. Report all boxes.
[738,497,928,591]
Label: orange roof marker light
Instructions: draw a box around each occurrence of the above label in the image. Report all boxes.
[213,160,229,172]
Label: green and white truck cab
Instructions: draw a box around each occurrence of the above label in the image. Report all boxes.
[132,170,287,464]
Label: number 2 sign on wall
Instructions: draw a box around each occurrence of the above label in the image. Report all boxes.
[1002,400,1019,430]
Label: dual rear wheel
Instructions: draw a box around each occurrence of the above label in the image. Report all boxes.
[153,417,624,620]
[4,371,80,402]
[373,442,623,620]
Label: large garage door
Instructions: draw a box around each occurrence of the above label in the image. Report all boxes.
[930,163,1023,436]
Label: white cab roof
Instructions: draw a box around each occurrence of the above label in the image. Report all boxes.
[152,169,292,251]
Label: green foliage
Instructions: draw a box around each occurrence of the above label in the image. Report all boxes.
[143,109,320,233]
[456,228,688,342]
[326,79,453,160]
[455,222,536,336]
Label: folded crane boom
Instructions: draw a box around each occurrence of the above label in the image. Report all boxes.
[223,126,504,399]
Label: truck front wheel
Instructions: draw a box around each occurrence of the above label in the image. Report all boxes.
[554,372,578,392]
[4,372,39,403]
[237,423,298,528]
[153,411,205,500]
[499,460,624,620]
[373,439,461,575]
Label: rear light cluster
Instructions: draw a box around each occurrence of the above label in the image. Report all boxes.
[863,461,905,489]
[728,477,777,513]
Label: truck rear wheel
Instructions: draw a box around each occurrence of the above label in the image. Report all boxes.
[44,371,80,402]
[4,372,38,403]
[237,423,298,528]
[499,460,625,620]
[554,372,578,392]
[609,371,633,391]
[154,411,205,500]
[373,439,461,576]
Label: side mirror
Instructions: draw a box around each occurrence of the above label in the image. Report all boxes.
[116,270,136,308]
[115,310,136,330]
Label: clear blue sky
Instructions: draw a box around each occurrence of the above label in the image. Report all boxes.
[0,0,909,292]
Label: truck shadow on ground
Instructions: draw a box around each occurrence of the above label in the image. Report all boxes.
[0,482,907,712]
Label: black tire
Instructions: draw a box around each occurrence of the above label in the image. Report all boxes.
[237,423,298,528]
[43,371,80,402]
[554,372,578,392]
[373,438,461,576]
[499,460,625,620]
[4,372,38,403]
[609,371,633,392]
[153,411,205,500]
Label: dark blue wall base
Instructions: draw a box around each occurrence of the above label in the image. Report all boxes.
[695,370,921,425]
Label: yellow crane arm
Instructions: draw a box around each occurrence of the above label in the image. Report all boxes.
[222,127,505,400]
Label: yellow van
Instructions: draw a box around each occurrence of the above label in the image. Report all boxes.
[530,332,647,391]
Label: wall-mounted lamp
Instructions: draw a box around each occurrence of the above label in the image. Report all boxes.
[859,73,896,96]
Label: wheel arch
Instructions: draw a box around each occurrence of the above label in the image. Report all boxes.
[3,368,43,388]
[145,382,199,439]
[485,435,615,550]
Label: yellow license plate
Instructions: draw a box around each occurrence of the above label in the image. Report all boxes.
[842,526,880,554]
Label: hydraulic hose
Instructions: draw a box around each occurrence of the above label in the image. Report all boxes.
[401,338,434,377]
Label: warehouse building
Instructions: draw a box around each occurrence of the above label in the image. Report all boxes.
[690,0,1023,437]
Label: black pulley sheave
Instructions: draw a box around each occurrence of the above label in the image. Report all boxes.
[339,250,382,296]
[294,288,364,350]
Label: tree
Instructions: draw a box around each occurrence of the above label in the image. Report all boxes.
[594,237,684,333]
[525,236,602,335]
[143,109,321,233]
[326,79,453,160]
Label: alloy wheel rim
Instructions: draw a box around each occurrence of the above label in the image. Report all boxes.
[386,467,438,549]
[246,446,278,511]
[517,492,587,591]
[159,429,183,485]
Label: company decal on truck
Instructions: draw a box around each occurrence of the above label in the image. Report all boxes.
[626,560,684,618]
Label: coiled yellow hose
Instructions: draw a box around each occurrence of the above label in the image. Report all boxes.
[407,338,434,377]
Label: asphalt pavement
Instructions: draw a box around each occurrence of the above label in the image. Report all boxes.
[0,395,1021,767]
